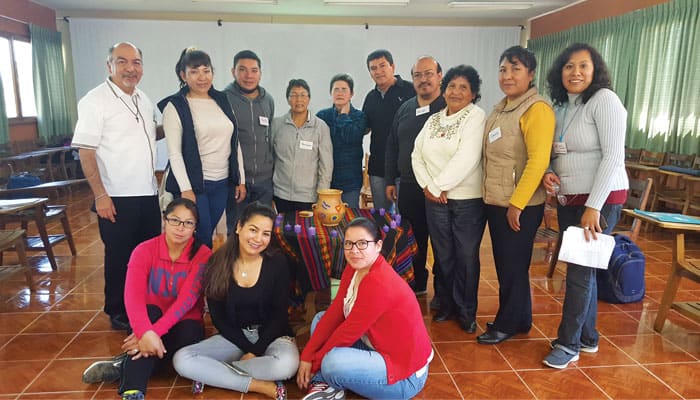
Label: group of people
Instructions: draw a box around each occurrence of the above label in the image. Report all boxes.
[73,38,628,399]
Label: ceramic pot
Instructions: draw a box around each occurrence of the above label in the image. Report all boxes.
[312,189,347,226]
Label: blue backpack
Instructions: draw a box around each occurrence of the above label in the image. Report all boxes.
[596,234,645,303]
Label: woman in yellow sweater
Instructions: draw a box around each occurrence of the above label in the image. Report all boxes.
[478,46,555,345]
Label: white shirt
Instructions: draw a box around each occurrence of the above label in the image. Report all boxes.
[73,80,158,196]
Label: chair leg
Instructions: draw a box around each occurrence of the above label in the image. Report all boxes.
[34,208,58,270]
[60,213,77,256]
[546,235,563,278]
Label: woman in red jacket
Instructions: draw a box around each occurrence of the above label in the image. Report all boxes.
[81,198,211,400]
[297,217,433,400]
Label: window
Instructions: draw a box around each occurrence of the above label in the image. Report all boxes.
[0,35,36,119]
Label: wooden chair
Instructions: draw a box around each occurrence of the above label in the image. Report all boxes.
[649,153,698,214]
[535,195,560,277]
[0,229,34,291]
[545,178,653,278]
[625,147,642,163]
[639,150,665,166]
[359,153,373,209]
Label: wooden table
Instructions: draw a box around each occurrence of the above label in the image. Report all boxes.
[0,179,86,198]
[0,198,66,270]
[1,146,75,181]
[623,209,700,331]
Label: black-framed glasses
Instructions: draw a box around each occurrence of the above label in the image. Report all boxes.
[343,239,378,250]
[165,217,196,229]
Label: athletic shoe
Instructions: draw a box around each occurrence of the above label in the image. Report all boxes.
[121,390,145,400]
[543,347,580,369]
[275,381,287,400]
[549,340,598,353]
[302,381,346,400]
[82,353,126,384]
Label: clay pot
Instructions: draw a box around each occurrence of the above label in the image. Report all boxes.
[312,189,347,226]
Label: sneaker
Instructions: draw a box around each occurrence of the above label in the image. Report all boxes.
[302,381,345,400]
[191,381,204,394]
[549,340,599,353]
[121,390,145,400]
[543,347,580,369]
[82,353,125,384]
[275,381,287,400]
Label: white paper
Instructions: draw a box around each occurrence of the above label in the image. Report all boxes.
[558,226,615,269]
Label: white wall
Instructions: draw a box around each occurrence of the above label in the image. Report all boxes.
[69,18,520,167]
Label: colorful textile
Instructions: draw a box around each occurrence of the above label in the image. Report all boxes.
[273,208,416,291]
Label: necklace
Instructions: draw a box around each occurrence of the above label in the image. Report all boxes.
[236,258,259,278]
[106,80,143,122]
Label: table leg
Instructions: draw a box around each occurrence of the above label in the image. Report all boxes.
[15,237,34,292]
[653,232,685,332]
[34,204,58,270]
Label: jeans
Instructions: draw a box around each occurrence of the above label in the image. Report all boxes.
[555,203,622,352]
[193,179,229,248]
[98,196,161,319]
[340,188,361,209]
[120,305,203,394]
[226,179,274,236]
[369,176,399,213]
[426,198,485,321]
[309,312,428,400]
[173,333,299,393]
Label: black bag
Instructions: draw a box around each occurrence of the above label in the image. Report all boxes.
[596,234,645,303]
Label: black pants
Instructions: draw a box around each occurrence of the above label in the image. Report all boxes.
[120,304,204,394]
[98,196,161,319]
[398,179,436,293]
[273,196,313,214]
[486,203,544,334]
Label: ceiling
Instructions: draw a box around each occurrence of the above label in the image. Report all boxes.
[33,0,581,22]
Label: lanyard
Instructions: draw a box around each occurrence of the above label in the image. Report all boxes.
[557,102,581,142]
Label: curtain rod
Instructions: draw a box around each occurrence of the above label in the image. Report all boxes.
[0,14,29,25]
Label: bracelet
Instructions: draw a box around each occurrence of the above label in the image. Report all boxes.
[94,193,108,201]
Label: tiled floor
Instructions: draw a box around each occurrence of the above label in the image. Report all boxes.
[0,186,699,399]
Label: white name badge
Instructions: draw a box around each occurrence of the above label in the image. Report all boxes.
[553,141,568,154]
[300,140,313,150]
[488,127,502,143]
[259,116,269,126]
[415,105,430,116]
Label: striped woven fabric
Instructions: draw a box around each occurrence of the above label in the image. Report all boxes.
[273,208,417,291]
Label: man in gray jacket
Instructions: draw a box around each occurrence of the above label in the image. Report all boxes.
[223,50,275,234]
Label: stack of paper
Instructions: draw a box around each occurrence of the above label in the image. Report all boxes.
[558,226,616,269]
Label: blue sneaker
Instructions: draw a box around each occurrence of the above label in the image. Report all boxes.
[549,340,598,353]
[121,390,144,400]
[302,381,345,400]
[543,347,579,369]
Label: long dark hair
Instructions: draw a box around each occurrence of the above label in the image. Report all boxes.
[546,43,612,106]
[162,197,202,260]
[204,202,277,300]
[175,47,213,88]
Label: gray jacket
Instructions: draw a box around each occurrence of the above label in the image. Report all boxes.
[272,111,333,203]
[223,82,275,185]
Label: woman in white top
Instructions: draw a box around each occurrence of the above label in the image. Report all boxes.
[411,65,487,333]
[159,48,246,248]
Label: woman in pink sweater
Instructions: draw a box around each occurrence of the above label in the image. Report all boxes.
[297,217,433,400]
[81,198,211,400]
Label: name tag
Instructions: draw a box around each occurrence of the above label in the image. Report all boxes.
[488,127,502,143]
[259,116,269,126]
[415,105,430,116]
[300,140,313,150]
[553,141,568,154]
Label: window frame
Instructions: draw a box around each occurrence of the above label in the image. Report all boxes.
[0,32,36,124]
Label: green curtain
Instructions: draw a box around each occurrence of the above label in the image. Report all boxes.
[29,23,73,146]
[528,0,700,155]
[0,74,9,145]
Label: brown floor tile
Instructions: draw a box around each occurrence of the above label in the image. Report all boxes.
[452,371,533,399]
[607,334,696,364]
[18,391,97,399]
[50,293,104,311]
[532,314,562,339]
[24,310,97,333]
[414,373,461,399]
[495,339,550,370]
[59,331,127,358]
[645,276,672,292]
[94,387,172,399]
[24,359,95,393]
[168,384,241,399]
[0,360,47,395]
[596,312,653,336]
[573,337,636,367]
[0,293,65,313]
[0,333,75,361]
[474,295,500,316]
[434,342,509,373]
[425,319,477,342]
[530,295,562,315]
[646,362,700,398]
[0,313,40,335]
[519,368,606,399]
[582,365,681,399]
[83,313,113,332]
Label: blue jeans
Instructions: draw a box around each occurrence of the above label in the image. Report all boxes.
[193,179,229,248]
[340,188,361,209]
[226,179,274,236]
[369,176,399,213]
[426,198,485,321]
[309,312,428,399]
[555,203,622,352]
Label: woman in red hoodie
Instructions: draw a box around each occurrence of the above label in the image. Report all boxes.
[81,198,211,400]
[297,217,433,400]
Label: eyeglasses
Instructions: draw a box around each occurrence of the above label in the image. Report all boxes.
[412,70,436,80]
[165,217,196,229]
[343,239,378,250]
[289,93,309,99]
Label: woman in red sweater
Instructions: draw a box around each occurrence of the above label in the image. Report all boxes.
[297,217,433,400]
[81,198,211,400]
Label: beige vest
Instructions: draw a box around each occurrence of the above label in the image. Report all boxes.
[482,87,549,208]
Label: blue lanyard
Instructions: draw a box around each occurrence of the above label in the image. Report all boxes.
[557,103,581,142]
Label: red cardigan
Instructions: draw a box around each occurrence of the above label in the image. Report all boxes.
[300,256,432,384]
[125,234,211,338]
